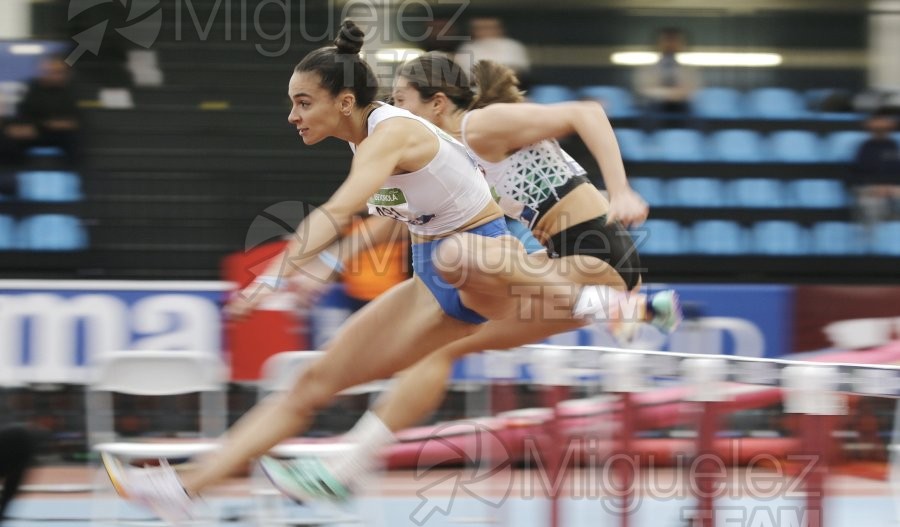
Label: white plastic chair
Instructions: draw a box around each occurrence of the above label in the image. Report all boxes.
[87,350,228,526]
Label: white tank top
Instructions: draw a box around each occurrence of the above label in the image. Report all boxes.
[351,104,493,237]
[460,110,587,228]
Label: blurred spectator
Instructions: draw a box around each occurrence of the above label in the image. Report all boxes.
[455,17,530,87]
[850,110,900,225]
[421,17,462,57]
[2,56,81,166]
[0,425,35,525]
[634,28,702,126]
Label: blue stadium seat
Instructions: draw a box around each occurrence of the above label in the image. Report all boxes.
[690,220,748,254]
[691,87,743,119]
[745,87,808,120]
[527,85,577,104]
[871,221,900,256]
[629,177,666,206]
[17,171,82,202]
[652,129,707,162]
[726,178,786,208]
[667,178,726,207]
[786,179,847,208]
[768,130,823,163]
[18,214,88,250]
[751,221,808,255]
[25,146,66,158]
[633,219,684,255]
[0,215,14,250]
[810,221,866,255]
[708,129,767,163]
[614,128,648,161]
[804,88,863,121]
[823,131,869,162]
[578,85,637,119]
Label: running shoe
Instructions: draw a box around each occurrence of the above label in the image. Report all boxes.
[259,455,352,504]
[647,289,682,334]
[101,452,195,525]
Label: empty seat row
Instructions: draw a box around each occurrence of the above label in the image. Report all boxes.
[0,214,88,250]
[630,177,847,208]
[527,85,863,121]
[614,128,886,163]
[637,219,900,256]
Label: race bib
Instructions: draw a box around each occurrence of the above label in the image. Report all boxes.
[368,188,435,226]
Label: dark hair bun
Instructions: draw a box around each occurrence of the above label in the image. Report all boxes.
[334,19,365,55]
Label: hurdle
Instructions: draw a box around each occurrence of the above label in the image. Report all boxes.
[461,344,900,527]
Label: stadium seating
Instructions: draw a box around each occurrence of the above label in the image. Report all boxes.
[526,84,577,104]
[768,130,823,163]
[745,87,808,120]
[17,171,82,202]
[652,129,707,162]
[810,221,866,255]
[628,177,666,206]
[823,130,869,162]
[691,220,748,254]
[668,177,726,207]
[708,129,767,162]
[578,85,637,118]
[871,221,900,256]
[786,179,848,208]
[614,128,649,161]
[726,178,786,208]
[634,219,684,255]
[751,220,808,254]
[17,214,88,250]
[0,215,14,250]
[691,87,743,119]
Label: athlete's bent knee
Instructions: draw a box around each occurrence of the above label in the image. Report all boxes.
[283,363,339,414]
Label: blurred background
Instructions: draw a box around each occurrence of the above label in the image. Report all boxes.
[1,1,900,524]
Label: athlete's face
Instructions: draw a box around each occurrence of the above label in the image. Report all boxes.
[391,77,439,124]
[287,71,345,145]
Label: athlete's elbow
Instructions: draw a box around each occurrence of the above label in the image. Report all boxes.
[318,201,357,229]
[575,100,610,121]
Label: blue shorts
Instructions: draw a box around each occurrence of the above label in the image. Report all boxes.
[412,217,509,324]
[504,216,546,255]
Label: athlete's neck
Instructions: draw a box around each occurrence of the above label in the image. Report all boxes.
[438,109,465,143]
[341,102,379,144]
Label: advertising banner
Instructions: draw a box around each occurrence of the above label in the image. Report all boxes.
[0,280,228,385]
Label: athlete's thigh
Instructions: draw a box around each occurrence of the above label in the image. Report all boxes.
[316,278,478,392]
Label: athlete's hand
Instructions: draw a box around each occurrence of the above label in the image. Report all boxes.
[606,188,649,227]
[224,280,276,320]
[288,272,332,309]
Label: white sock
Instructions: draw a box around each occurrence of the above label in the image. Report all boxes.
[573,286,646,322]
[330,411,395,485]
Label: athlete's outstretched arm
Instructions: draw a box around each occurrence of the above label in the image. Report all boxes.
[228,121,412,317]
[466,101,647,226]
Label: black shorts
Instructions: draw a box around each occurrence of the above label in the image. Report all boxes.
[545,216,642,290]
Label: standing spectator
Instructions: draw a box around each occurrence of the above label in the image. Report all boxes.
[0,110,18,196]
[634,28,702,125]
[850,110,900,225]
[6,56,81,165]
[455,17,530,87]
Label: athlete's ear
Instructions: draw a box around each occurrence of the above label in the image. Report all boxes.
[431,92,450,116]
[338,91,356,116]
